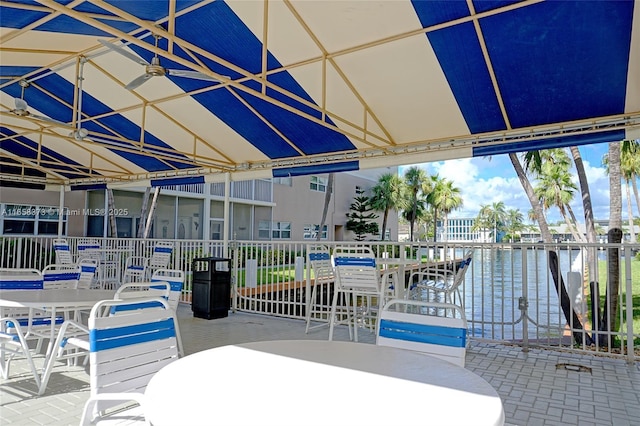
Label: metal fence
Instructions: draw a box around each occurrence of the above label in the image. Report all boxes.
[1,236,637,362]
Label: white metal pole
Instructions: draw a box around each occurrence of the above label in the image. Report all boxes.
[58,185,65,236]
[223,173,230,258]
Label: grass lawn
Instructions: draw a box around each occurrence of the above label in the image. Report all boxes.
[594,257,639,345]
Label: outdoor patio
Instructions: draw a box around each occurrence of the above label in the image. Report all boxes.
[1,303,639,426]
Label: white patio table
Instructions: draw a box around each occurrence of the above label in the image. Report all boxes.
[376,257,424,298]
[145,340,505,426]
[0,289,115,359]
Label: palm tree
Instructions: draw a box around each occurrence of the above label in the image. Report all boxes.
[370,172,406,240]
[604,139,639,243]
[509,153,553,242]
[487,201,507,242]
[316,173,334,241]
[621,140,640,243]
[428,177,463,242]
[505,209,526,242]
[601,141,623,346]
[403,166,431,241]
[472,202,505,242]
[534,160,584,243]
[569,146,597,245]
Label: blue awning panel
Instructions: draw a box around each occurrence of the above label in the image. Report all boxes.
[0,0,636,187]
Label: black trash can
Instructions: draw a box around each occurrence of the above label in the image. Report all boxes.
[192,256,231,319]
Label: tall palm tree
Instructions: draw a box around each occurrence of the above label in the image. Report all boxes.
[621,139,640,243]
[505,209,526,242]
[509,153,553,242]
[487,201,507,242]
[570,146,597,245]
[316,173,334,241]
[370,172,406,240]
[429,177,463,242]
[603,139,639,243]
[534,160,584,243]
[472,202,505,242]
[601,141,623,346]
[403,166,431,241]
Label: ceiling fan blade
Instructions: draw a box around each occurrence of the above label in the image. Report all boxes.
[30,113,67,126]
[166,69,226,82]
[125,73,153,90]
[15,98,28,111]
[98,39,149,66]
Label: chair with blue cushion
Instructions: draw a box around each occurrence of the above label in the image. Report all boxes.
[305,245,336,333]
[76,259,99,290]
[40,297,182,408]
[0,317,41,390]
[77,238,102,263]
[122,256,148,284]
[150,269,185,310]
[146,241,173,278]
[53,238,74,265]
[80,297,180,424]
[42,263,80,289]
[0,268,51,351]
[328,246,385,342]
[376,299,467,367]
[0,268,43,290]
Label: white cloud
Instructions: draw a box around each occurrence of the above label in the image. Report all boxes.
[398,148,635,223]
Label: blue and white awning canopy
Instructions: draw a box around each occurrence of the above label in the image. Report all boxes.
[1,0,638,189]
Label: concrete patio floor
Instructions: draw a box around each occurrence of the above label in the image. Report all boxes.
[1,303,639,426]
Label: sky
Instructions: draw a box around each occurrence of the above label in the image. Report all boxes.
[398,142,638,224]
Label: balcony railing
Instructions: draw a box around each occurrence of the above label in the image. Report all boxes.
[1,236,637,362]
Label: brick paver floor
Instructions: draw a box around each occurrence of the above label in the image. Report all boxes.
[1,303,639,425]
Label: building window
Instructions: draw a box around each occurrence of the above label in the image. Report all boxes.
[0,204,67,236]
[273,177,292,186]
[272,222,291,239]
[310,176,327,192]
[303,224,328,240]
[258,221,290,239]
[258,221,271,239]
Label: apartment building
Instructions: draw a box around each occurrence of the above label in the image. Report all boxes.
[0,168,398,242]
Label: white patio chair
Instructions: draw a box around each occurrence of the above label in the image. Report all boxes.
[113,281,182,355]
[76,258,99,289]
[115,281,171,304]
[77,238,102,263]
[376,299,468,367]
[0,317,41,390]
[0,268,52,351]
[146,241,173,277]
[53,238,74,264]
[79,297,180,424]
[40,297,181,405]
[305,245,336,333]
[0,268,43,290]
[328,246,387,342]
[122,256,149,284]
[42,263,80,289]
[408,249,473,309]
[151,269,185,310]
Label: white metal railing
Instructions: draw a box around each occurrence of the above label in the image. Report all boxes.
[1,236,637,361]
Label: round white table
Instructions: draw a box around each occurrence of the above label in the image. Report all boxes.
[0,289,116,358]
[145,340,505,426]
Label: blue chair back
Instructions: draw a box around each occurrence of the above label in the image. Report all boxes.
[0,268,43,290]
[377,299,467,367]
[86,297,181,414]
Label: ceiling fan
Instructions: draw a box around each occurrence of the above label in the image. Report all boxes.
[6,80,66,125]
[99,35,223,90]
